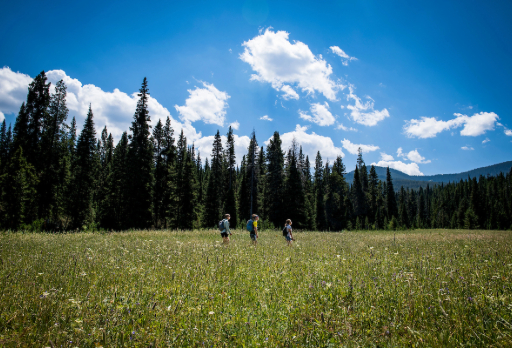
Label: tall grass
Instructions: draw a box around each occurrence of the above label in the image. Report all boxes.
[0,229,511,347]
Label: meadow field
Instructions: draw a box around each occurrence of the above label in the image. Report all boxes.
[0,229,511,347]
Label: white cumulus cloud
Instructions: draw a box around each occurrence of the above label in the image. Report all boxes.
[396,147,431,164]
[461,146,474,150]
[340,138,379,155]
[240,28,343,101]
[0,111,4,122]
[335,123,357,131]
[174,82,230,126]
[229,121,240,130]
[260,115,273,121]
[267,124,344,162]
[299,102,336,126]
[504,129,512,136]
[329,46,357,66]
[194,134,251,165]
[404,112,499,138]
[346,86,389,126]
[0,67,33,116]
[380,152,394,161]
[371,160,424,176]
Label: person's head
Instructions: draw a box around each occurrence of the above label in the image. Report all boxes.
[252,214,259,221]
[286,219,292,226]
[224,214,230,220]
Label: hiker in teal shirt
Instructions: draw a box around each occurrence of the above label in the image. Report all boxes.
[220,214,231,245]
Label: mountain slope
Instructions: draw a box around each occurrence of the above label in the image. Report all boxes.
[345,160,512,190]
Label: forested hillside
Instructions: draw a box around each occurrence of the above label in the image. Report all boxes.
[1,72,511,231]
[346,161,512,190]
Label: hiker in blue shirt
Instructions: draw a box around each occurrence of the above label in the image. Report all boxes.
[283,219,293,246]
[247,214,259,245]
[220,214,231,245]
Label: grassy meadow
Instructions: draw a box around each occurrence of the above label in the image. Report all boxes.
[0,229,511,347]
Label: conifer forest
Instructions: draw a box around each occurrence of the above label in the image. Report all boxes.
[1,72,511,232]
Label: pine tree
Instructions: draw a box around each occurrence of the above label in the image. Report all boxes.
[368,165,379,222]
[224,126,238,228]
[203,130,224,227]
[25,71,51,170]
[153,119,166,228]
[325,156,347,230]
[126,78,154,229]
[352,166,366,218]
[68,105,99,229]
[0,147,38,230]
[283,139,308,228]
[109,132,130,229]
[314,151,326,230]
[303,155,315,229]
[398,187,409,228]
[385,167,398,219]
[12,103,29,157]
[96,127,114,228]
[39,80,69,225]
[265,131,285,227]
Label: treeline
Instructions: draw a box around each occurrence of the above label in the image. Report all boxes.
[1,72,511,231]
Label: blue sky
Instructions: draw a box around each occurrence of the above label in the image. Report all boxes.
[1,0,511,175]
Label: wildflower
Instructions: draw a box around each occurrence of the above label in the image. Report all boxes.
[209,311,215,315]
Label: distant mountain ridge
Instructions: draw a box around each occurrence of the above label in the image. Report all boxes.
[345,160,512,191]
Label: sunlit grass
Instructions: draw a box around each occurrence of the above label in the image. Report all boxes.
[0,229,511,347]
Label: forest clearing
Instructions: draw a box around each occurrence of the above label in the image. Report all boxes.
[1,229,511,347]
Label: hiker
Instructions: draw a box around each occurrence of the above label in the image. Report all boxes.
[219,214,231,245]
[283,219,293,246]
[247,214,259,245]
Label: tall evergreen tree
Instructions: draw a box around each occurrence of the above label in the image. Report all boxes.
[126,78,154,228]
[385,167,398,219]
[203,130,224,227]
[39,80,69,225]
[283,140,308,228]
[109,132,130,229]
[314,151,326,230]
[265,131,285,227]
[69,106,99,229]
[12,103,29,157]
[0,147,38,230]
[224,126,238,227]
[25,71,51,170]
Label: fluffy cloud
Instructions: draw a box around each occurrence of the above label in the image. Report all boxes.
[240,28,343,101]
[280,85,299,100]
[267,124,344,161]
[329,46,357,66]
[229,121,240,130]
[194,134,251,164]
[461,146,474,150]
[335,123,357,131]
[404,112,499,138]
[346,86,389,126]
[299,102,336,126]
[505,129,512,136]
[371,160,423,176]
[397,147,431,164]
[0,111,4,122]
[0,67,33,117]
[340,138,379,155]
[260,115,273,121]
[380,152,394,161]
[174,82,230,126]
[0,67,202,143]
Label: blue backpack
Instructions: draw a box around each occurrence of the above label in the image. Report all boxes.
[246,219,254,232]
[218,220,225,231]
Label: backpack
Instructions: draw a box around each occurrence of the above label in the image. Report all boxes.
[218,219,225,231]
[282,226,288,236]
[246,219,254,232]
